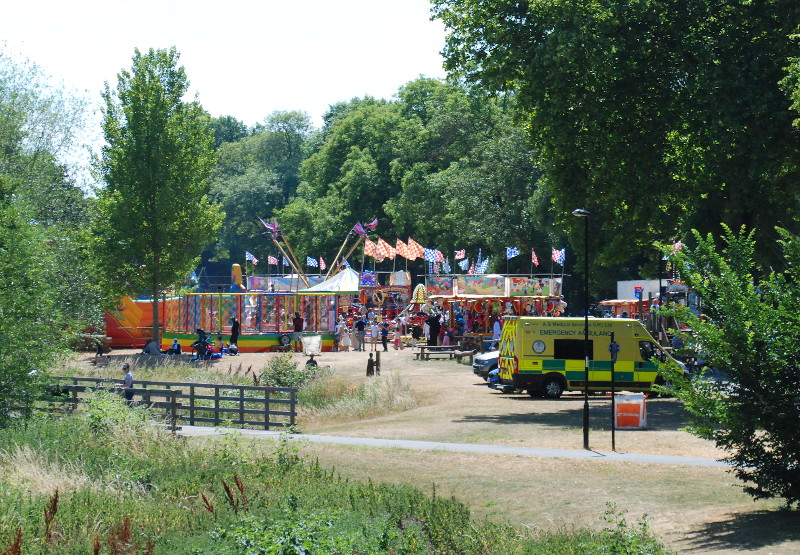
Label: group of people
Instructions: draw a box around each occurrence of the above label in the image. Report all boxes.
[332,312,408,353]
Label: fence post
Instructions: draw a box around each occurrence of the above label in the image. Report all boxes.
[189,385,195,426]
[170,392,178,435]
[71,378,78,412]
[239,387,245,426]
[214,386,220,426]
[264,388,269,430]
[289,389,296,428]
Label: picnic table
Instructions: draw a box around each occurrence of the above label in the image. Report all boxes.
[414,344,476,363]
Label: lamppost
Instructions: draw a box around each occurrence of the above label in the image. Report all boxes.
[572,208,591,450]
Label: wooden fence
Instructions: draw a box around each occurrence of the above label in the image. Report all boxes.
[51,377,297,430]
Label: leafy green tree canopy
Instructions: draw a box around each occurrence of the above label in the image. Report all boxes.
[96,47,222,339]
[433,0,800,271]
[662,226,800,506]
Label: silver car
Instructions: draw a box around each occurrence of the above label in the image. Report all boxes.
[472,350,499,380]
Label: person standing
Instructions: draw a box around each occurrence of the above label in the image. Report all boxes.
[354,316,367,351]
[119,363,134,405]
[381,322,390,352]
[230,317,240,346]
[426,313,441,347]
[370,319,380,352]
[393,317,404,350]
[491,316,502,350]
[292,312,304,352]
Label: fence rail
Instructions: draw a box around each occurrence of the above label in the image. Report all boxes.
[51,377,297,430]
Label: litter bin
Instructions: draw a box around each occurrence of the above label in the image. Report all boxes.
[615,393,647,429]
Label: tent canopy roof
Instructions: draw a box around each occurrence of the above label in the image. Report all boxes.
[298,268,360,294]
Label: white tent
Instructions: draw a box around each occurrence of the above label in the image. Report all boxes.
[298,268,360,295]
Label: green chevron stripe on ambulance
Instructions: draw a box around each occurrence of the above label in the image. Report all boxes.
[497,317,667,398]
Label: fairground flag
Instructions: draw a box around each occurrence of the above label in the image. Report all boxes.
[443,259,451,273]
[352,222,367,236]
[477,248,483,265]
[454,249,466,260]
[435,249,445,263]
[364,238,377,258]
[434,262,440,274]
[268,255,278,265]
[319,257,326,271]
[477,257,490,274]
[258,217,279,235]
[458,258,470,271]
[531,248,539,267]
[395,239,408,259]
[424,248,437,263]
[245,251,259,265]
[365,218,379,230]
[377,238,395,260]
[506,246,520,260]
[468,261,476,275]
[306,256,318,267]
[670,241,683,255]
[552,248,566,266]
[406,238,425,260]
[283,256,290,267]
[343,259,351,269]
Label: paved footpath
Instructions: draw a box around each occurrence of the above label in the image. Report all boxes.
[178,426,728,468]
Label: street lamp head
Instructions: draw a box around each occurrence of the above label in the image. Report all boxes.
[572,208,591,218]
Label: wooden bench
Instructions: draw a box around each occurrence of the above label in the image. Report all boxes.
[453,350,477,364]
[414,345,463,360]
[420,350,457,360]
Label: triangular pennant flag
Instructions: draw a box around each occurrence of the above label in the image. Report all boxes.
[396,239,408,259]
[364,238,377,258]
[406,238,425,260]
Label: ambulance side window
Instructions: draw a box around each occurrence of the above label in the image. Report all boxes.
[639,341,655,361]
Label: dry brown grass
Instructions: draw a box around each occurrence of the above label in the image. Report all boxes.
[0,446,93,496]
[69,347,800,553]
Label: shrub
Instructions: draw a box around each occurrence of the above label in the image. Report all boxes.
[258,354,328,389]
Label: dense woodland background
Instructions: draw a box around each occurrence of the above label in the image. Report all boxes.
[3,0,800,332]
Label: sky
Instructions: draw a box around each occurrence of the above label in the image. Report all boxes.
[1,0,448,128]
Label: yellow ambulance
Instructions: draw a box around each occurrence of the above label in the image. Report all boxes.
[497,316,668,398]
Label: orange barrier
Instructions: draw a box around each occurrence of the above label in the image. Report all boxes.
[615,394,647,429]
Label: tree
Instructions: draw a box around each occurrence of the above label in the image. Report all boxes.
[207,111,311,266]
[432,0,800,271]
[661,226,800,507]
[0,50,104,425]
[208,115,249,149]
[96,47,222,340]
[0,178,64,424]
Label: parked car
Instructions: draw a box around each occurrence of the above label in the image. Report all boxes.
[472,350,499,380]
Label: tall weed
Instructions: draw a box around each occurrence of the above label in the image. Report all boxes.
[300,372,417,424]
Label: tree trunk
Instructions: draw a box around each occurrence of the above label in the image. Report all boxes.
[151,269,161,345]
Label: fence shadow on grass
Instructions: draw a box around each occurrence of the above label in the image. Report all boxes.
[92,353,205,368]
[679,509,800,552]
[455,396,691,432]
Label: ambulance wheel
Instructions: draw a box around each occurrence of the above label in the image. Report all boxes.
[543,376,565,399]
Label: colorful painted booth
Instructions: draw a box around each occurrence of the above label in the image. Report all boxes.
[162,269,361,352]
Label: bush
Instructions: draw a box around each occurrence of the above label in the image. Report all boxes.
[258,354,328,389]
[661,226,800,507]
